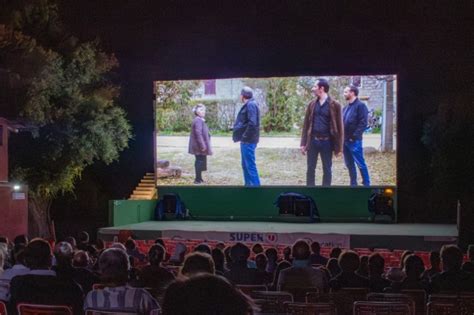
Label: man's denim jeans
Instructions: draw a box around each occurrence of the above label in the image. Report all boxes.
[240,142,260,186]
[306,139,333,186]
[343,139,371,186]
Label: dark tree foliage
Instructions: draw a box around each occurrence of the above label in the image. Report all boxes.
[0,0,132,237]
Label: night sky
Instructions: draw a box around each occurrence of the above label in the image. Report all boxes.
[51,1,473,226]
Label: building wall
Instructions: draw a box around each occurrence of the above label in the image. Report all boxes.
[359,75,397,112]
[194,78,244,101]
[0,122,8,182]
[0,184,28,239]
[360,77,384,110]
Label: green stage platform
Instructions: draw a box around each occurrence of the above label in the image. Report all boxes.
[98,221,457,251]
[101,186,455,250]
[109,186,397,226]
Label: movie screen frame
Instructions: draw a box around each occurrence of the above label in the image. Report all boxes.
[154,75,397,187]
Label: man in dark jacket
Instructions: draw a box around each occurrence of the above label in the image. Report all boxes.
[300,79,344,186]
[232,86,261,186]
[342,85,370,186]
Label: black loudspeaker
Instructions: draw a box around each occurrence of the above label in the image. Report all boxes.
[163,194,177,214]
[294,199,311,216]
[368,192,394,222]
[278,196,294,215]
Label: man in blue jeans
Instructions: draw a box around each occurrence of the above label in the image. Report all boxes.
[232,86,261,186]
[342,85,371,186]
[300,79,344,186]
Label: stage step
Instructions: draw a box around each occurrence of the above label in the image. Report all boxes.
[129,173,157,200]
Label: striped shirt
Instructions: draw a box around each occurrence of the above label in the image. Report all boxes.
[84,285,160,314]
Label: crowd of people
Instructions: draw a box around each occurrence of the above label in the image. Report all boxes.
[1,233,474,314]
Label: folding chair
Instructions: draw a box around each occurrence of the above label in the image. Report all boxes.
[353,301,412,315]
[284,302,336,315]
[235,284,267,296]
[0,301,7,315]
[367,292,415,314]
[17,303,73,315]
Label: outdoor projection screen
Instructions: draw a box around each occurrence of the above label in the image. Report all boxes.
[154,75,397,186]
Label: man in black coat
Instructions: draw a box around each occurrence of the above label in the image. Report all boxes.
[232,86,261,186]
[342,85,371,186]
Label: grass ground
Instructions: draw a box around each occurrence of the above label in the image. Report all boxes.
[157,147,396,186]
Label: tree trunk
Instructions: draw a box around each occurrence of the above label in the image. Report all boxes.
[381,78,395,152]
[28,194,53,239]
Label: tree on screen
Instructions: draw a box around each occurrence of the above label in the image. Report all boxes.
[0,0,132,238]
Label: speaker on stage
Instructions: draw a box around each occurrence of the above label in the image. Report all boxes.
[368,188,395,223]
[294,199,311,217]
[154,193,187,220]
[275,192,320,222]
[163,194,177,214]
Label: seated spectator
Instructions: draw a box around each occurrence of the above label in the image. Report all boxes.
[224,243,257,285]
[77,231,97,256]
[215,242,226,251]
[462,244,474,273]
[270,260,291,291]
[73,250,100,293]
[356,255,369,277]
[9,238,84,314]
[329,247,342,259]
[155,238,166,247]
[431,245,474,293]
[73,250,92,269]
[125,239,146,263]
[277,240,328,291]
[326,258,341,278]
[385,267,405,283]
[53,242,99,294]
[422,251,442,280]
[248,243,264,269]
[368,253,391,292]
[0,244,30,301]
[162,274,255,315]
[391,254,430,292]
[252,243,264,256]
[180,252,215,277]
[329,250,369,290]
[400,250,414,270]
[382,250,412,284]
[154,238,171,261]
[211,248,227,276]
[93,239,105,258]
[283,246,292,262]
[0,240,10,270]
[224,246,232,270]
[110,242,127,251]
[193,243,212,255]
[169,242,187,265]
[264,247,278,274]
[13,235,28,246]
[254,253,272,285]
[136,244,175,290]
[84,248,160,314]
[65,236,78,250]
[310,241,328,266]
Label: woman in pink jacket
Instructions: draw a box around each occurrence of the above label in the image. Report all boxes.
[188,104,212,184]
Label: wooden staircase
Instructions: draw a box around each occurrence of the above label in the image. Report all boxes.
[129,173,157,200]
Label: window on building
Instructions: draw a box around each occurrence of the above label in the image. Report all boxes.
[204,80,216,95]
[351,76,362,87]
